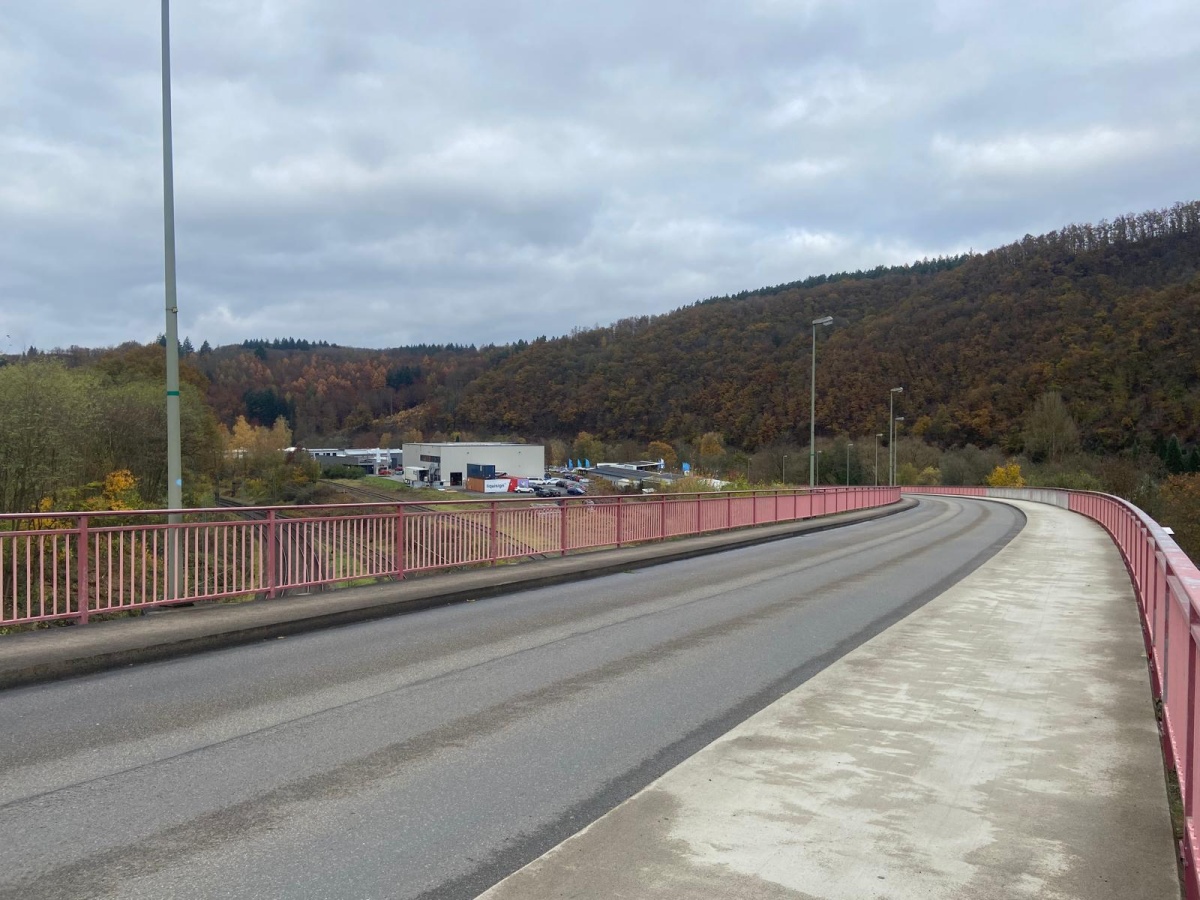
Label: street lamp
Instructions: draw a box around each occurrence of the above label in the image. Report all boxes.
[893,417,906,485]
[888,387,903,487]
[783,453,788,484]
[162,0,183,599]
[810,315,834,487]
[874,433,883,486]
[845,442,853,486]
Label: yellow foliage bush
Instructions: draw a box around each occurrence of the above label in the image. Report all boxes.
[985,461,1026,488]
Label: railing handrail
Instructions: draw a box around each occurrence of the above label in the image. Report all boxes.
[0,485,880,523]
[1,486,900,630]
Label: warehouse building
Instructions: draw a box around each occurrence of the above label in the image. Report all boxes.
[401,442,545,489]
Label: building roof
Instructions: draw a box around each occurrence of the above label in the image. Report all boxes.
[403,442,539,449]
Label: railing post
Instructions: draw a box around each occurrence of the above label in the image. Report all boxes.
[1186,611,1199,823]
[659,495,667,540]
[266,509,277,599]
[616,496,624,548]
[560,501,569,556]
[76,515,90,625]
[490,501,499,565]
[695,494,702,534]
[395,504,406,580]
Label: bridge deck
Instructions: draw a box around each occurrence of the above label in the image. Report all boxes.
[478,499,1180,900]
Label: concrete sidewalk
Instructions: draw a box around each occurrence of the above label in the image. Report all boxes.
[478,499,1180,900]
[0,501,913,690]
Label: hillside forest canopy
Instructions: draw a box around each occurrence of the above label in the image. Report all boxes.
[2,201,1199,558]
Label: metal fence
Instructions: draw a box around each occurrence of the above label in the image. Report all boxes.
[1,486,898,627]
[907,485,1200,899]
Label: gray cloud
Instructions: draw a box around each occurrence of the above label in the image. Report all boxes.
[2,0,1198,351]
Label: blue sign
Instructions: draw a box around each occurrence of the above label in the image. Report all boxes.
[682,462,691,473]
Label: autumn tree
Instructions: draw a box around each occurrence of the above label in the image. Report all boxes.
[647,441,678,470]
[0,358,220,512]
[222,415,305,501]
[544,438,568,467]
[697,431,726,474]
[572,432,604,466]
[0,361,97,513]
[1023,392,1079,463]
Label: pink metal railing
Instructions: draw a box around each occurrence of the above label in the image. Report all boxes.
[0,486,898,628]
[906,485,1200,898]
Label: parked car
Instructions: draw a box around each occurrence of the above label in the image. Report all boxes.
[534,485,562,498]
[566,484,586,495]
[514,485,535,494]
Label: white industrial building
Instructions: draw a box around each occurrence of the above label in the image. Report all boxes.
[303,447,401,474]
[401,442,545,488]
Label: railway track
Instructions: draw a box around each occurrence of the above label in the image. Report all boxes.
[320,480,546,563]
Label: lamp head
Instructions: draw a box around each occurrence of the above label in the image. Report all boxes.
[812,315,834,327]
[890,386,904,394]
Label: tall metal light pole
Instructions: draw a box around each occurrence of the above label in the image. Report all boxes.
[893,417,905,485]
[782,454,787,484]
[888,387,903,487]
[874,433,883,485]
[845,441,853,486]
[809,315,834,487]
[162,0,183,597]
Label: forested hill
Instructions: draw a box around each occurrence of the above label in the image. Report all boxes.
[451,202,1200,453]
[185,202,1199,455]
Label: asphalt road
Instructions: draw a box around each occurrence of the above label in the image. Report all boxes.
[0,496,1023,900]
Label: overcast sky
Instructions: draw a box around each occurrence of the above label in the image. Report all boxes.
[3,1,1198,352]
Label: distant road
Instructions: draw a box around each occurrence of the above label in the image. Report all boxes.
[0,496,1021,900]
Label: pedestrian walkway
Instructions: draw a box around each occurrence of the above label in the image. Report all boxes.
[477,500,1180,899]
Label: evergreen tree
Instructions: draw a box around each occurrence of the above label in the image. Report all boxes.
[1165,435,1186,474]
